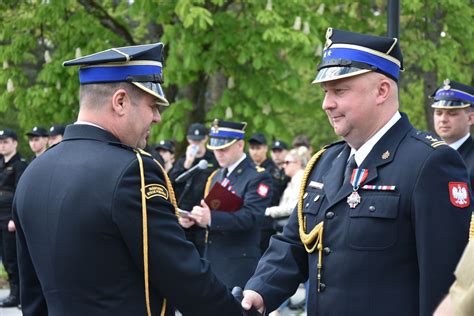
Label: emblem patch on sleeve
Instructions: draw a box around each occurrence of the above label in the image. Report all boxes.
[144,184,168,200]
[257,183,269,198]
[449,182,470,208]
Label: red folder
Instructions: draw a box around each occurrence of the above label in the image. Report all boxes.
[204,182,243,212]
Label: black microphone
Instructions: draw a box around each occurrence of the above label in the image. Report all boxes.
[175,159,208,183]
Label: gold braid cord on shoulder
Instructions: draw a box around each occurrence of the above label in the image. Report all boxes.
[205,169,219,196]
[202,169,219,243]
[135,149,180,316]
[297,146,328,292]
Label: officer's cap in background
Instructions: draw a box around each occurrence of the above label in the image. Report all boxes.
[431,79,474,109]
[0,128,18,140]
[155,140,175,154]
[187,123,207,141]
[49,125,66,137]
[207,119,247,150]
[26,126,49,137]
[63,43,169,106]
[313,28,403,84]
[271,140,288,151]
[249,133,267,145]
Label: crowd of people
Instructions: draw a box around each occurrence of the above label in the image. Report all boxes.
[0,26,473,316]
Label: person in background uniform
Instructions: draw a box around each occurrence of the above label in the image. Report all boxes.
[155,139,175,172]
[270,140,289,170]
[269,140,291,232]
[180,119,273,289]
[171,123,218,256]
[48,125,66,147]
[242,27,471,316]
[248,133,285,254]
[0,128,27,308]
[26,126,49,159]
[13,43,247,316]
[432,80,474,189]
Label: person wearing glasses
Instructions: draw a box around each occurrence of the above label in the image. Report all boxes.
[265,147,309,220]
[432,80,474,188]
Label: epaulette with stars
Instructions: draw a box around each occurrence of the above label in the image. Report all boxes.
[256,166,265,173]
[412,131,447,148]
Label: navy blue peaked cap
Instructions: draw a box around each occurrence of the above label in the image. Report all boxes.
[313,28,403,83]
[0,128,18,140]
[63,43,169,106]
[431,79,474,109]
[207,119,247,150]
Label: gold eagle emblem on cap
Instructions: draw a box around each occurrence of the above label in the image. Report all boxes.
[443,79,451,90]
[211,119,219,134]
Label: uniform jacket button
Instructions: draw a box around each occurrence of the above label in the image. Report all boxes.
[325,211,335,219]
[320,283,326,291]
[323,247,331,255]
[369,205,376,212]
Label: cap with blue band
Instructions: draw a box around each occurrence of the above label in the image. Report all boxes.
[431,79,474,109]
[313,28,403,84]
[207,119,247,150]
[63,43,169,106]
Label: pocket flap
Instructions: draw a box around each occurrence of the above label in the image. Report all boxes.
[349,193,399,219]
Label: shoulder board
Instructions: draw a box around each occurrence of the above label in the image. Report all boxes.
[412,131,447,148]
[256,166,265,173]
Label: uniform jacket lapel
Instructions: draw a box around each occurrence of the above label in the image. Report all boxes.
[324,114,412,208]
[322,145,351,204]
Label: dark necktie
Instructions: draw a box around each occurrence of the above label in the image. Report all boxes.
[222,168,228,180]
[343,155,357,186]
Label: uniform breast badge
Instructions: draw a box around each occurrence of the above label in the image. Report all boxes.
[347,168,368,208]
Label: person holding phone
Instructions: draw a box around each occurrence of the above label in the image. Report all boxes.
[170,123,218,256]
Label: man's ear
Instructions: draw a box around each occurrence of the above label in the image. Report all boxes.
[111,89,129,116]
[375,78,391,105]
[467,110,474,126]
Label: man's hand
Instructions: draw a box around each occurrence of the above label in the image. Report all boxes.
[184,144,198,169]
[7,220,16,232]
[242,290,265,314]
[434,295,453,316]
[178,216,195,228]
[190,200,211,227]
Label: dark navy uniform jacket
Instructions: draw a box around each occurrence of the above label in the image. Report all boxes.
[207,157,272,289]
[246,114,471,316]
[0,153,27,221]
[458,136,474,189]
[13,124,243,316]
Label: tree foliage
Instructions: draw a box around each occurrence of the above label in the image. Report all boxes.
[0,0,472,156]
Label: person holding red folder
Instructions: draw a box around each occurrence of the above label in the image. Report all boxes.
[180,119,273,289]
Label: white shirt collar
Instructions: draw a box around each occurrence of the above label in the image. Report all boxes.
[350,112,402,166]
[74,120,105,130]
[227,153,247,176]
[449,133,470,150]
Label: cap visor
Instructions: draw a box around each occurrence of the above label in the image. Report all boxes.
[207,138,238,150]
[312,67,371,84]
[132,82,169,106]
[431,100,472,109]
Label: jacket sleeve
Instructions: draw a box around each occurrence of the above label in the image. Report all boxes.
[210,171,273,232]
[245,206,308,312]
[13,200,48,316]
[111,156,242,316]
[412,145,471,316]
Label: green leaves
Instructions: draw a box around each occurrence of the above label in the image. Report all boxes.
[0,0,472,153]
